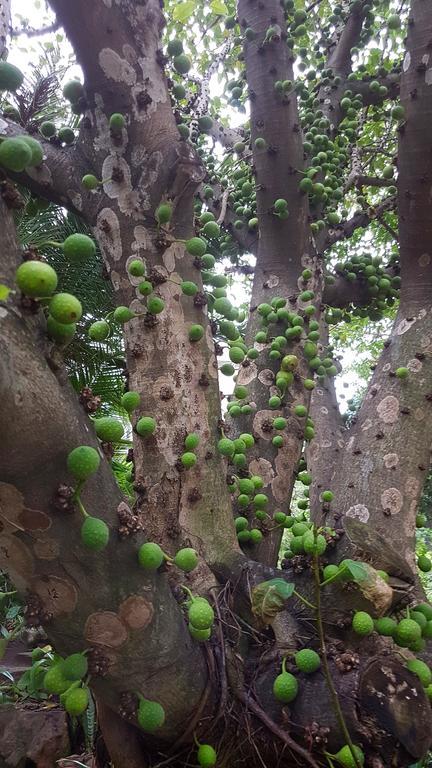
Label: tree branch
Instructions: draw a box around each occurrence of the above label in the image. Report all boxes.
[322,195,397,250]
[11,20,60,38]
[0,118,86,212]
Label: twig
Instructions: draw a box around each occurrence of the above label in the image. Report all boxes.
[312,552,362,768]
[216,187,231,225]
[11,21,60,38]
[210,586,228,721]
[234,687,321,768]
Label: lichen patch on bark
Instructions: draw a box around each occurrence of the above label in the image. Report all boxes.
[99,48,137,85]
[376,395,400,424]
[345,504,370,523]
[381,487,403,515]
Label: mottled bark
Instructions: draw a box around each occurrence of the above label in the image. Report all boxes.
[310,0,432,574]
[44,0,237,567]
[0,196,209,738]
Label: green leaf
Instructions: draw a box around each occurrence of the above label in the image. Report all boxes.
[343,559,369,582]
[265,578,295,599]
[0,285,11,301]
[251,579,294,624]
[210,0,228,14]
[173,1,196,22]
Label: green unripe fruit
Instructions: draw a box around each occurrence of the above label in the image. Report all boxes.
[416,514,427,528]
[174,547,198,572]
[418,555,432,572]
[0,137,32,171]
[62,653,88,681]
[64,687,89,716]
[147,296,165,315]
[67,446,100,481]
[274,198,288,213]
[21,136,44,166]
[218,438,235,457]
[138,542,164,570]
[178,123,190,139]
[233,386,247,401]
[269,396,282,408]
[253,493,268,509]
[352,611,374,636]
[189,324,204,342]
[294,648,320,673]
[94,416,124,443]
[374,617,397,637]
[281,355,298,371]
[63,79,84,102]
[394,618,422,647]
[63,233,96,263]
[81,516,109,551]
[303,531,326,555]
[43,666,69,694]
[167,38,183,56]
[395,367,409,379]
[46,316,76,344]
[294,405,307,417]
[58,127,75,144]
[255,137,267,150]
[238,479,254,496]
[121,391,140,413]
[128,259,145,277]
[181,451,197,468]
[273,672,298,703]
[416,603,432,620]
[250,528,263,543]
[40,121,56,138]
[173,54,191,74]
[188,598,214,629]
[137,699,165,732]
[185,433,199,450]
[410,610,427,629]
[109,113,126,132]
[334,745,364,768]
[197,744,217,768]
[189,624,211,641]
[382,165,394,180]
[138,280,153,296]
[0,61,24,92]
[181,281,198,296]
[304,379,315,390]
[272,435,283,448]
[392,104,405,120]
[273,417,287,430]
[82,174,99,190]
[198,115,213,133]
[155,202,172,224]
[322,564,340,582]
[406,659,432,687]
[49,293,82,323]
[321,491,333,502]
[88,320,110,341]
[240,432,255,450]
[220,363,235,376]
[201,253,215,269]
[186,237,207,257]
[235,516,249,532]
[136,416,156,437]
[202,221,220,240]
[229,347,245,364]
[387,13,400,29]
[172,83,186,99]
